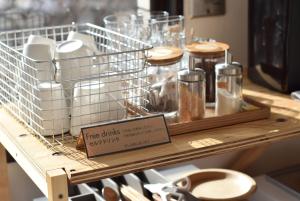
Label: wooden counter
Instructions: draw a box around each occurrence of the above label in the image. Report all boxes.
[1,80,300,201]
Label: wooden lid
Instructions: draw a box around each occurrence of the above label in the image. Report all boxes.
[147,46,183,66]
[185,42,230,58]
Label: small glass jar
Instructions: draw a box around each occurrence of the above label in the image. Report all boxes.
[186,42,230,104]
[177,68,206,122]
[215,62,243,116]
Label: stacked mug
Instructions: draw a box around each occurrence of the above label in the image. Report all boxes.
[22,30,123,136]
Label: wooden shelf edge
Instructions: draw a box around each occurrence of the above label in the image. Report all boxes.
[68,129,300,184]
[46,169,68,201]
[0,124,48,196]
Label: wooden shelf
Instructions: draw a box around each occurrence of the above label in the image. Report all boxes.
[1,80,300,200]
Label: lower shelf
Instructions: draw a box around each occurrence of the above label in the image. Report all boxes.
[34,168,170,201]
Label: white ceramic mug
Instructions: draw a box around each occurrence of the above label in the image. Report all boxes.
[56,40,95,104]
[67,31,109,73]
[27,35,56,59]
[36,82,70,136]
[70,79,124,136]
[22,43,55,82]
[67,31,98,53]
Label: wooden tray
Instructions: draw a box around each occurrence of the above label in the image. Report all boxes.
[127,96,270,136]
[168,96,270,136]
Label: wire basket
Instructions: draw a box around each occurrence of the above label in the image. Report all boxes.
[0,23,152,146]
[0,9,45,31]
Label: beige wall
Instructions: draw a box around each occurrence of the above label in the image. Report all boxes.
[184,0,300,175]
[184,0,248,66]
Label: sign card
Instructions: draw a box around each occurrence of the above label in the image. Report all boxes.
[81,115,170,158]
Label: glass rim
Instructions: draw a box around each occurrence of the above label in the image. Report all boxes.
[103,14,135,24]
[135,11,169,24]
[150,15,184,24]
[149,10,169,17]
[136,10,168,17]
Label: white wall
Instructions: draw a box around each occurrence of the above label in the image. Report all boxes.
[184,0,300,175]
[184,0,248,66]
[8,163,43,201]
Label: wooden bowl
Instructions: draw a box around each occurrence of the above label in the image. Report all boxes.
[185,169,256,201]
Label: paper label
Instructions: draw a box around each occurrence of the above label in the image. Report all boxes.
[81,115,170,158]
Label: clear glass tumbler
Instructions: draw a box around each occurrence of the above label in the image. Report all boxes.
[103,14,136,35]
[103,13,136,51]
[150,15,185,48]
[135,11,169,43]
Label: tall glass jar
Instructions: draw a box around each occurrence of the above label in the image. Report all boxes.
[150,15,186,69]
[215,62,243,116]
[186,42,230,105]
[146,46,183,116]
[177,68,206,122]
[146,15,185,118]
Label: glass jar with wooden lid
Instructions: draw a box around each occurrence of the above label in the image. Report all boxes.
[146,46,183,117]
[185,41,230,105]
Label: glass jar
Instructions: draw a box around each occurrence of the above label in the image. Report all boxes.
[177,68,206,122]
[146,47,183,115]
[186,42,230,104]
[149,15,186,69]
[215,62,243,116]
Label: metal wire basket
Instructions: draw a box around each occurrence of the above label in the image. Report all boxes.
[0,23,151,146]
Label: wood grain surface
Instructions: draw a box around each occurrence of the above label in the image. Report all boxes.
[185,42,230,58]
[0,80,300,184]
[0,144,10,201]
[147,46,183,66]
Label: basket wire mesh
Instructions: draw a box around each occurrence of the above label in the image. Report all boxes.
[0,23,152,148]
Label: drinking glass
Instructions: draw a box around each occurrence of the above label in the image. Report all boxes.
[103,14,136,37]
[150,15,185,48]
[104,11,169,43]
[103,13,136,52]
[134,11,169,42]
